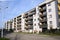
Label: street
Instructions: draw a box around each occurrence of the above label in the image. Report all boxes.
[4,33,60,40]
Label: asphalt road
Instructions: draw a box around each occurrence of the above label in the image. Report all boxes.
[4,33,60,40]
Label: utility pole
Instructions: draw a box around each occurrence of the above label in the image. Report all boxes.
[0,6,8,38]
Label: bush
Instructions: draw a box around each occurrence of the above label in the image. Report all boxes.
[41,29,60,35]
[0,38,10,40]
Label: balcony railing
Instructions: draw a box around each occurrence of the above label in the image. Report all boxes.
[17,24,20,26]
[43,12,47,16]
[28,17,33,20]
[25,22,28,25]
[39,7,46,12]
[28,13,33,15]
[17,17,21,20]
[28,20,33,22]
[42,6,46,10]
[17,22,21,24]
[23,13,28,18]
[28,20,33,24]
[28,25,33,29]
[40,24,47,28]
[59,19,60,22]
[39,13,43,16]
[40,19,47,22]
[28,12,35,15]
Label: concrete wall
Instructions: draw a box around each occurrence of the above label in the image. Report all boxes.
[46,0,59,29]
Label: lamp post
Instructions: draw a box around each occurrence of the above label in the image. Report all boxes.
[0,7,8,38]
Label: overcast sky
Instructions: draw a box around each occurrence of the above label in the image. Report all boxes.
[0,0,44,28]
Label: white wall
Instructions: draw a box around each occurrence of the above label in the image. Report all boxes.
[12,19,14,29]
[46,1,59,29]
[21,14,25,32]
[33,6,42,33]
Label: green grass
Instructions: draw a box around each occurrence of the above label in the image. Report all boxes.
[18,32,33,34]
[39,32,60,36]
[0,38,10,40]
[17,31,60,36]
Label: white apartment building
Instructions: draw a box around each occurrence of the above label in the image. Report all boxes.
[5,20,13,31]
[5,0,60,33]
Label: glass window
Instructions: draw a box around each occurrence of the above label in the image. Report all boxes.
[48,3,51,6]
[38,23,40,26]
[48,9,51,12]
[34,19,36,21]
[50,21,52,24]
[38,18,40,20]
[49,15,52,18]
[34,24,36,26]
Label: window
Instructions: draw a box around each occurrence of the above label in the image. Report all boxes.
[49,15,52,18]
[38,18,40,20]
[48,9,51,12]
[34,19,36,21]
[50,21,52,24]
[34,24,36,26]
[48,3,51,6]
[38,23,40,26]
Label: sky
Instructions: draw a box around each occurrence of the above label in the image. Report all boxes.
[0,0,44,28]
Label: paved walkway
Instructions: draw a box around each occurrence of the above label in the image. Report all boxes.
[4,33,60,40]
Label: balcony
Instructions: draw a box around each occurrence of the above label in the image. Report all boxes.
[39,8,43,12]
[17,25,21,27]
[28,13,33,15]
[28,22,33,25]
[25,26,28,30]
[43,12,47,16]
[17,22,21,24]
[40,23,43,25]
[39,7,46,12]
[28,17,33,20]
[40,18,47,23]
[24,18,28,21]
[23,13,28,18]
[25,22,28,25]
[28,12,35,16]
[40,24,47,28]
[28,25,33,29]
[17,17,21,20]
[40,17,47,22]
[17,16,21,19]
[42,6,46,11]
[59,19,60,22]
[58,12,60,16]
[17,19,21,22]
[28,20,33,22]
[39,13,43,16]
[17,27,21,30]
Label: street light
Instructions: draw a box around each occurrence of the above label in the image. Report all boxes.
[0,7,8,38]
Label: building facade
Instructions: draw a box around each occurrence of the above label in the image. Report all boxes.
[5,0,60,33]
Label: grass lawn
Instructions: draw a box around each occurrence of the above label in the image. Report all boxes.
[18,32,60,36]
[39,32,60,36]
[0,38,10,40]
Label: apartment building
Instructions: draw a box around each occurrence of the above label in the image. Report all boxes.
[5,20,13,31]
[5,0,60,33]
